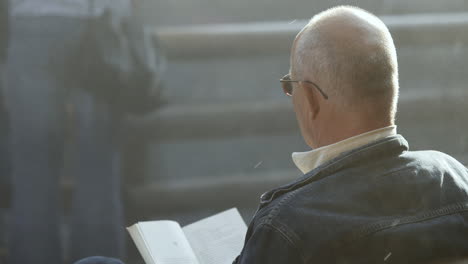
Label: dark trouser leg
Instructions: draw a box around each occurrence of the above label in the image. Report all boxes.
[69,91,125,262]
[6,17,64,264]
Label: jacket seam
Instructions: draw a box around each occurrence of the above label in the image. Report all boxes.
[258,222,306,264]
[263,187,308,261]
[347,201,468,243]
[266,189,297,220]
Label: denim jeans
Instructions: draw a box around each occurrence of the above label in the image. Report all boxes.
[5,16,124,264]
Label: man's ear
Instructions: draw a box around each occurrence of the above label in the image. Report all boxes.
[301,82,320,120]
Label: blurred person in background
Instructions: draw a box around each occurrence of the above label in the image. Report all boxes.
[5,0,163,263]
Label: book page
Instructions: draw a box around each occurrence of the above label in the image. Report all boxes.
[182,208,247,264]
[127,221,200,264]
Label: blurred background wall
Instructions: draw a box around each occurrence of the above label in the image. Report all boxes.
[138,0,468,26]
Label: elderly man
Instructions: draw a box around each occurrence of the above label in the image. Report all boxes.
[233,6,468,264]
[76,5,468,264]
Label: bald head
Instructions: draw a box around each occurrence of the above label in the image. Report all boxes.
[292,6,399,121]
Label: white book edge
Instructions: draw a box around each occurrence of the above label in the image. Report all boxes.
[127,224,157,264]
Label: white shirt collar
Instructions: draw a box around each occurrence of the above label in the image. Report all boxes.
[292,126,397,174]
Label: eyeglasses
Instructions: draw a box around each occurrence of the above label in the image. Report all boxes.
[280,74,329,100]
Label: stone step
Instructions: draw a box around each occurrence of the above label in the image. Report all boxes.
[140,0,468,27]
[125,100,295,141]
[126,169,298,219]
[151,13,468,105]
[60,169,297,216]
[152,12,468,59]
[127,94,468,145]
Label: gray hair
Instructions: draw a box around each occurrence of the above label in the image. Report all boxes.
[292,6,399,121]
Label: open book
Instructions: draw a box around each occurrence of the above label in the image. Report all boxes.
[127,208,247,264]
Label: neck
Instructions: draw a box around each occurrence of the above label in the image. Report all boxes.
[310,115,393,149]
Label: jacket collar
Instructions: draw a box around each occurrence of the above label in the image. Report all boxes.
[260,134,409,205]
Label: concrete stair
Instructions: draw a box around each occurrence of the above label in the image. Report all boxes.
[139,0,468,26]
